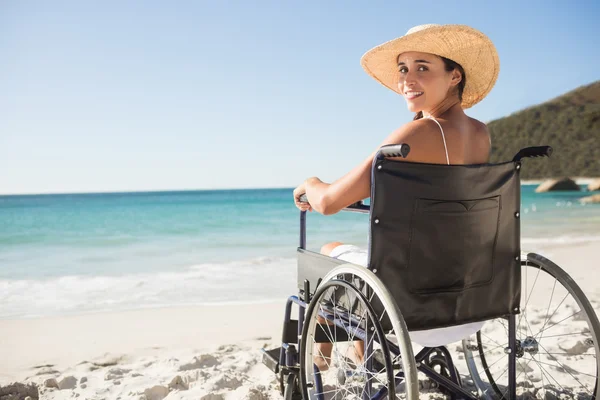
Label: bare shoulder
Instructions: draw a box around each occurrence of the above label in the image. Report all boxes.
[384,119,453,164]
[470,117,490,138]
[468,117,491,162]
[387,118,442,140]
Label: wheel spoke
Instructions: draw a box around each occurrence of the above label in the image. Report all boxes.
[301,275,407,400]
[472,261,599,400]
[310,333,333,371]
[518,264,542,333]
[538,279,559,339]
[471,341,506,358]
[536,341,597,381]
[533,310,583,338]
[535,292,570,341]
[528,354,573,395]
[480,330,505,349]
[536,331,591,339]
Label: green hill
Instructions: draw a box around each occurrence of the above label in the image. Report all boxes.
[488,80,600,179]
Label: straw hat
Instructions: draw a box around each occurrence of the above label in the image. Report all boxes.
[360,24,499,109]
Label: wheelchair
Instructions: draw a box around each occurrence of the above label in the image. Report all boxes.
[262,144,600,400]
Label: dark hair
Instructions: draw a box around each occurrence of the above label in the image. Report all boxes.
[413,56,467,120]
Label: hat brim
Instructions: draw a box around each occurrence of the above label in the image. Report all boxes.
[360,25,499,109]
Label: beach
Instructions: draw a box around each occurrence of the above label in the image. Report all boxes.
[1,188,599,399]
[1,240,599,399]
[0,302,287,399]
[2,2,599,397]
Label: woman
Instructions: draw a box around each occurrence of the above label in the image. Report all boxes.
[293,24,499,370]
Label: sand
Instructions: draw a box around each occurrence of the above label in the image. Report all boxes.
[0,242,598,399]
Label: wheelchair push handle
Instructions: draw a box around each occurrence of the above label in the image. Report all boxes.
[512,146,553,162]
[377,143,411,159]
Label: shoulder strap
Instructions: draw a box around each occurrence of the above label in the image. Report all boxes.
[426,116,450,165]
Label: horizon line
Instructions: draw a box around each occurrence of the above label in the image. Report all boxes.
[1,176,597,197]
[0,186,296,197]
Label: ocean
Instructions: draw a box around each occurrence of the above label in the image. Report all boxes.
[1,186,598,319]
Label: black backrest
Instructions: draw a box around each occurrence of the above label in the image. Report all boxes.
[369,159,522,331]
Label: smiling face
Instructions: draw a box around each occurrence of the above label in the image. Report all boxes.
[397,51,461,113]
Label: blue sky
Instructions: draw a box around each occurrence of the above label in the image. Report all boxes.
[1,0,599,194]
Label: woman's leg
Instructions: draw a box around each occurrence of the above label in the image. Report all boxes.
[320,241,344,256]
[312,242,344,371]
[316,242,365,369]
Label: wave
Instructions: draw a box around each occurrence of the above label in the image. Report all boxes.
[521,235,600,245]
[0,257,297,319]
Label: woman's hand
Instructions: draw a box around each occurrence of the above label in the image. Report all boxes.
[293,180,313,212]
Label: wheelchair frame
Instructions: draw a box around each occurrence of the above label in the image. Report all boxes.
[262,145,600,400]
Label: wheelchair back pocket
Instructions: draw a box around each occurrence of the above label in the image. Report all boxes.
[407,196,501,294]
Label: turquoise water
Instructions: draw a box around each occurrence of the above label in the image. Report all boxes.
[0,186,598,318]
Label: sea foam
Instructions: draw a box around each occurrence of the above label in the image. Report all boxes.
[0,257,297,319]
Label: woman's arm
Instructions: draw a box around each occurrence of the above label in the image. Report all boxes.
[295,119,444,215]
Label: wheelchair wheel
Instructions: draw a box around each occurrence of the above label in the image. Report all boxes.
[284,372,302,400]
[463,253,600,400]
[299,264,419,400]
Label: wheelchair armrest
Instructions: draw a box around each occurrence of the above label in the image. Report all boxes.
[344,201,370,213]
[297,248,346,297]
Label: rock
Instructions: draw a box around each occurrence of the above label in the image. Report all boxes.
[588,178,600,191]
[535,178,580,193]
[200,395,225,400]
[217,345,237,353]
[517,380,535,388]
[246,386,268,400]
[580,194,600,204]
[519,390,537,400]
[0,382,39,399]
[537,388,559,400]
[143,385,169,400]
[179,354,219,371]
[105,367,131,380]
[91,354,125,367]
[43,378,59,389]
[559,339,593,355]
[79,377,87,384]
[212,375,243,391]
[517,362,534,373]
[31,364,54,369]
[34,367,59,376]
[80,384,87,389]
[57,376,77,390]
[168,375,188,391]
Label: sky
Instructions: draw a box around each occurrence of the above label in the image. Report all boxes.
[1,0,599,195]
